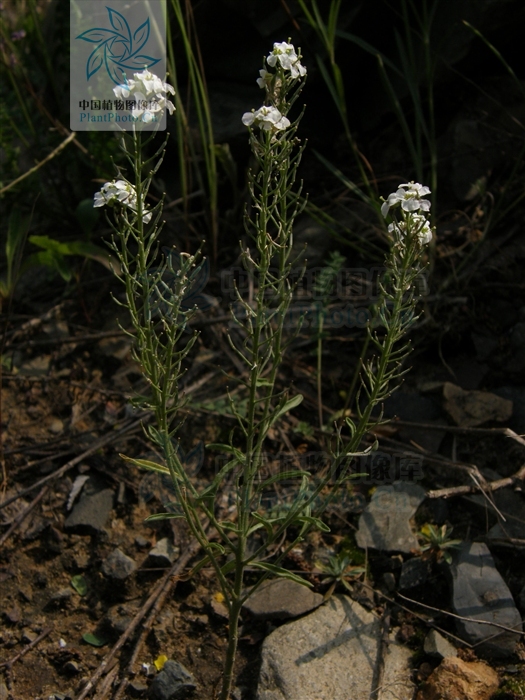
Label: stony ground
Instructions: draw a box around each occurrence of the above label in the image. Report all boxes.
[2,218,525,700]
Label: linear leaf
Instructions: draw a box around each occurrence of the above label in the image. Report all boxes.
[249,562,313,587]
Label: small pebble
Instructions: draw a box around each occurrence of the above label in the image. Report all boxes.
[64,660,80,674]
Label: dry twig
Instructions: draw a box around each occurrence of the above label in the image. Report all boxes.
[74,537,201,700]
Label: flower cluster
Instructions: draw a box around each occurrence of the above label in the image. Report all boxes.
[93,180,152,223]
[241,105,290,132]
[381,181,433,245]
[267,41,307,79]
[381,182,431,218]
[113,69,175,119]
[242,40,306,133]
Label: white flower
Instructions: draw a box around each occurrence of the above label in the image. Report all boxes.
[257,68,272,89]
[113,69,175,118]
[93,180,152,223]
[381,181,431,218]
[267,41,306,79]
[388,213,432,245]
[242,105,290,131]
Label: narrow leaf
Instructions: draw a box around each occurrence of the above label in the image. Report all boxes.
[144,512,186,522]
[119,453,173,477]
[269,394,303,427]
[250,562,313,587]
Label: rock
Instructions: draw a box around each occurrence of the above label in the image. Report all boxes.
[21,628,38,644]
[415,656,499,700]
[45,588,73,610]
[443,382,513,428]
[448,542,522,657]
[210,597,229,620]
[243,578,323,621]
[4,604,21,624]
[104,604,138,636]
[356,481,426,553]
[101,548,137,580]
[48,417,64,434]
[64,660,80,674]
[0,681,8,700]
[493,386,525,434]
[129,680,149,697]
[148,659,197,699]
[423,630,457,659]
[135,535,150,549]
[399,557,429,590]
[18,583,33,603]
[147,538,179,568]
[64,488,114,535]
[256,595,415,700]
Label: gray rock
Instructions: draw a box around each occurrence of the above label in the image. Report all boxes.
[129,680,148,697]
[256,595,415,700]
[356,481,426,553]
[148,660,196,699]
[147,538,179,568]
[102,548,136,580]
[449,542,522,657]
[0,681,8,700]
[104,603,138,636]
[399,557,429,590]
[243,578,323,621]
[44,588,73,610]
[423,630,457,658]
[64,488,114,535]
[493,386,525,434]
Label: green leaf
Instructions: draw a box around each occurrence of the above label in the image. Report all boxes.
[250,562,313,587]
[193,459,238,506]
[257,469,310,489]
[206,443,246,464]
[189,555,212,577]
[119,453,172,477]
[144,512,186,522]
[269,394,303,427]
[295,515,331,532]
[255,378,273,387]
[70,575,87,596]
[82,632,108,647]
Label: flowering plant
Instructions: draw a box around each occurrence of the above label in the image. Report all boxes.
[242,37,306,128]
[241,105,290,131]
[113,68,175,120]
[266,40,307,78]
[381,181,434,247]
[380,181,431,218]
[93,179,152,223]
